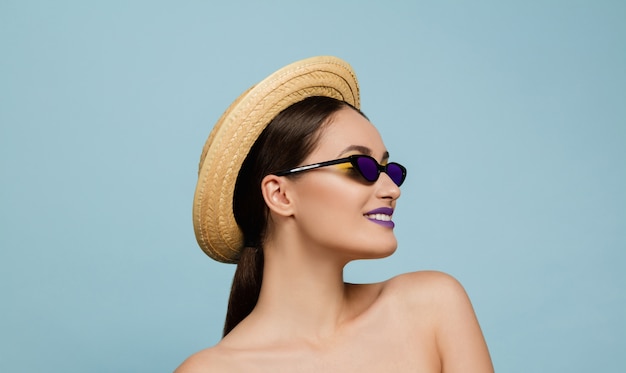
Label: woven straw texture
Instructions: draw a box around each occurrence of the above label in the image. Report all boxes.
[193,56,360,263]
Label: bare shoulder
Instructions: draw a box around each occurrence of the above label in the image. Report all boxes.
[381,271,481,330]
[384,270,461,287]
[382,271,493,372]
[174,346,227,373]
[382,270,469,306]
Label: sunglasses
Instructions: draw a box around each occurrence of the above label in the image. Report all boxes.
[273,154,407,186]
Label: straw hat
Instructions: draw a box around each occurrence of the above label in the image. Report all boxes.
[193,56,360,263]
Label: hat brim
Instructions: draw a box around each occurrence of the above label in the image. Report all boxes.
[193,56,360,263]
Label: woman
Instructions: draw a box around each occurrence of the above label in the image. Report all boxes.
[177,56,493,372]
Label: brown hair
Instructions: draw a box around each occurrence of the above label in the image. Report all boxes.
[224,96,354,336]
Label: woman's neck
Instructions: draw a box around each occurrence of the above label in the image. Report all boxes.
[239,238,355,346]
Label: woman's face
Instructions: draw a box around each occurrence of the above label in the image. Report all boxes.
[288,106,401,262]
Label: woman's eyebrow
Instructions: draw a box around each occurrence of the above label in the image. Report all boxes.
[337,145,372,157]
[337,145,390,161]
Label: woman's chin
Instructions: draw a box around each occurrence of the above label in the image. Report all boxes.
[359,241,398,260]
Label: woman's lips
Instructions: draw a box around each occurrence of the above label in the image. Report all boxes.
[364,207,395,228]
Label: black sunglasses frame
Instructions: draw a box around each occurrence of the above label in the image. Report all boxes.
[273,154,407,186]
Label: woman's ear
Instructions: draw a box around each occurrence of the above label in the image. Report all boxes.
[261,174,294,217]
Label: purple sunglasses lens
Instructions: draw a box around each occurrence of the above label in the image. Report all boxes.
[387,164,405,186]
[356,156,379,181]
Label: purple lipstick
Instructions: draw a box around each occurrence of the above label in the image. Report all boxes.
[364,207,395,228]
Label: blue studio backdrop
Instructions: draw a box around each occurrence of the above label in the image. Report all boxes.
[1,1,624,372]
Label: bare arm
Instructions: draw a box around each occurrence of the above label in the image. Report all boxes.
[433,273,493,373]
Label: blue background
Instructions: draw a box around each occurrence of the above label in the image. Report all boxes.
[1,1,624,372]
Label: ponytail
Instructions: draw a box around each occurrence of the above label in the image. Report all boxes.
[223,246,264,336]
